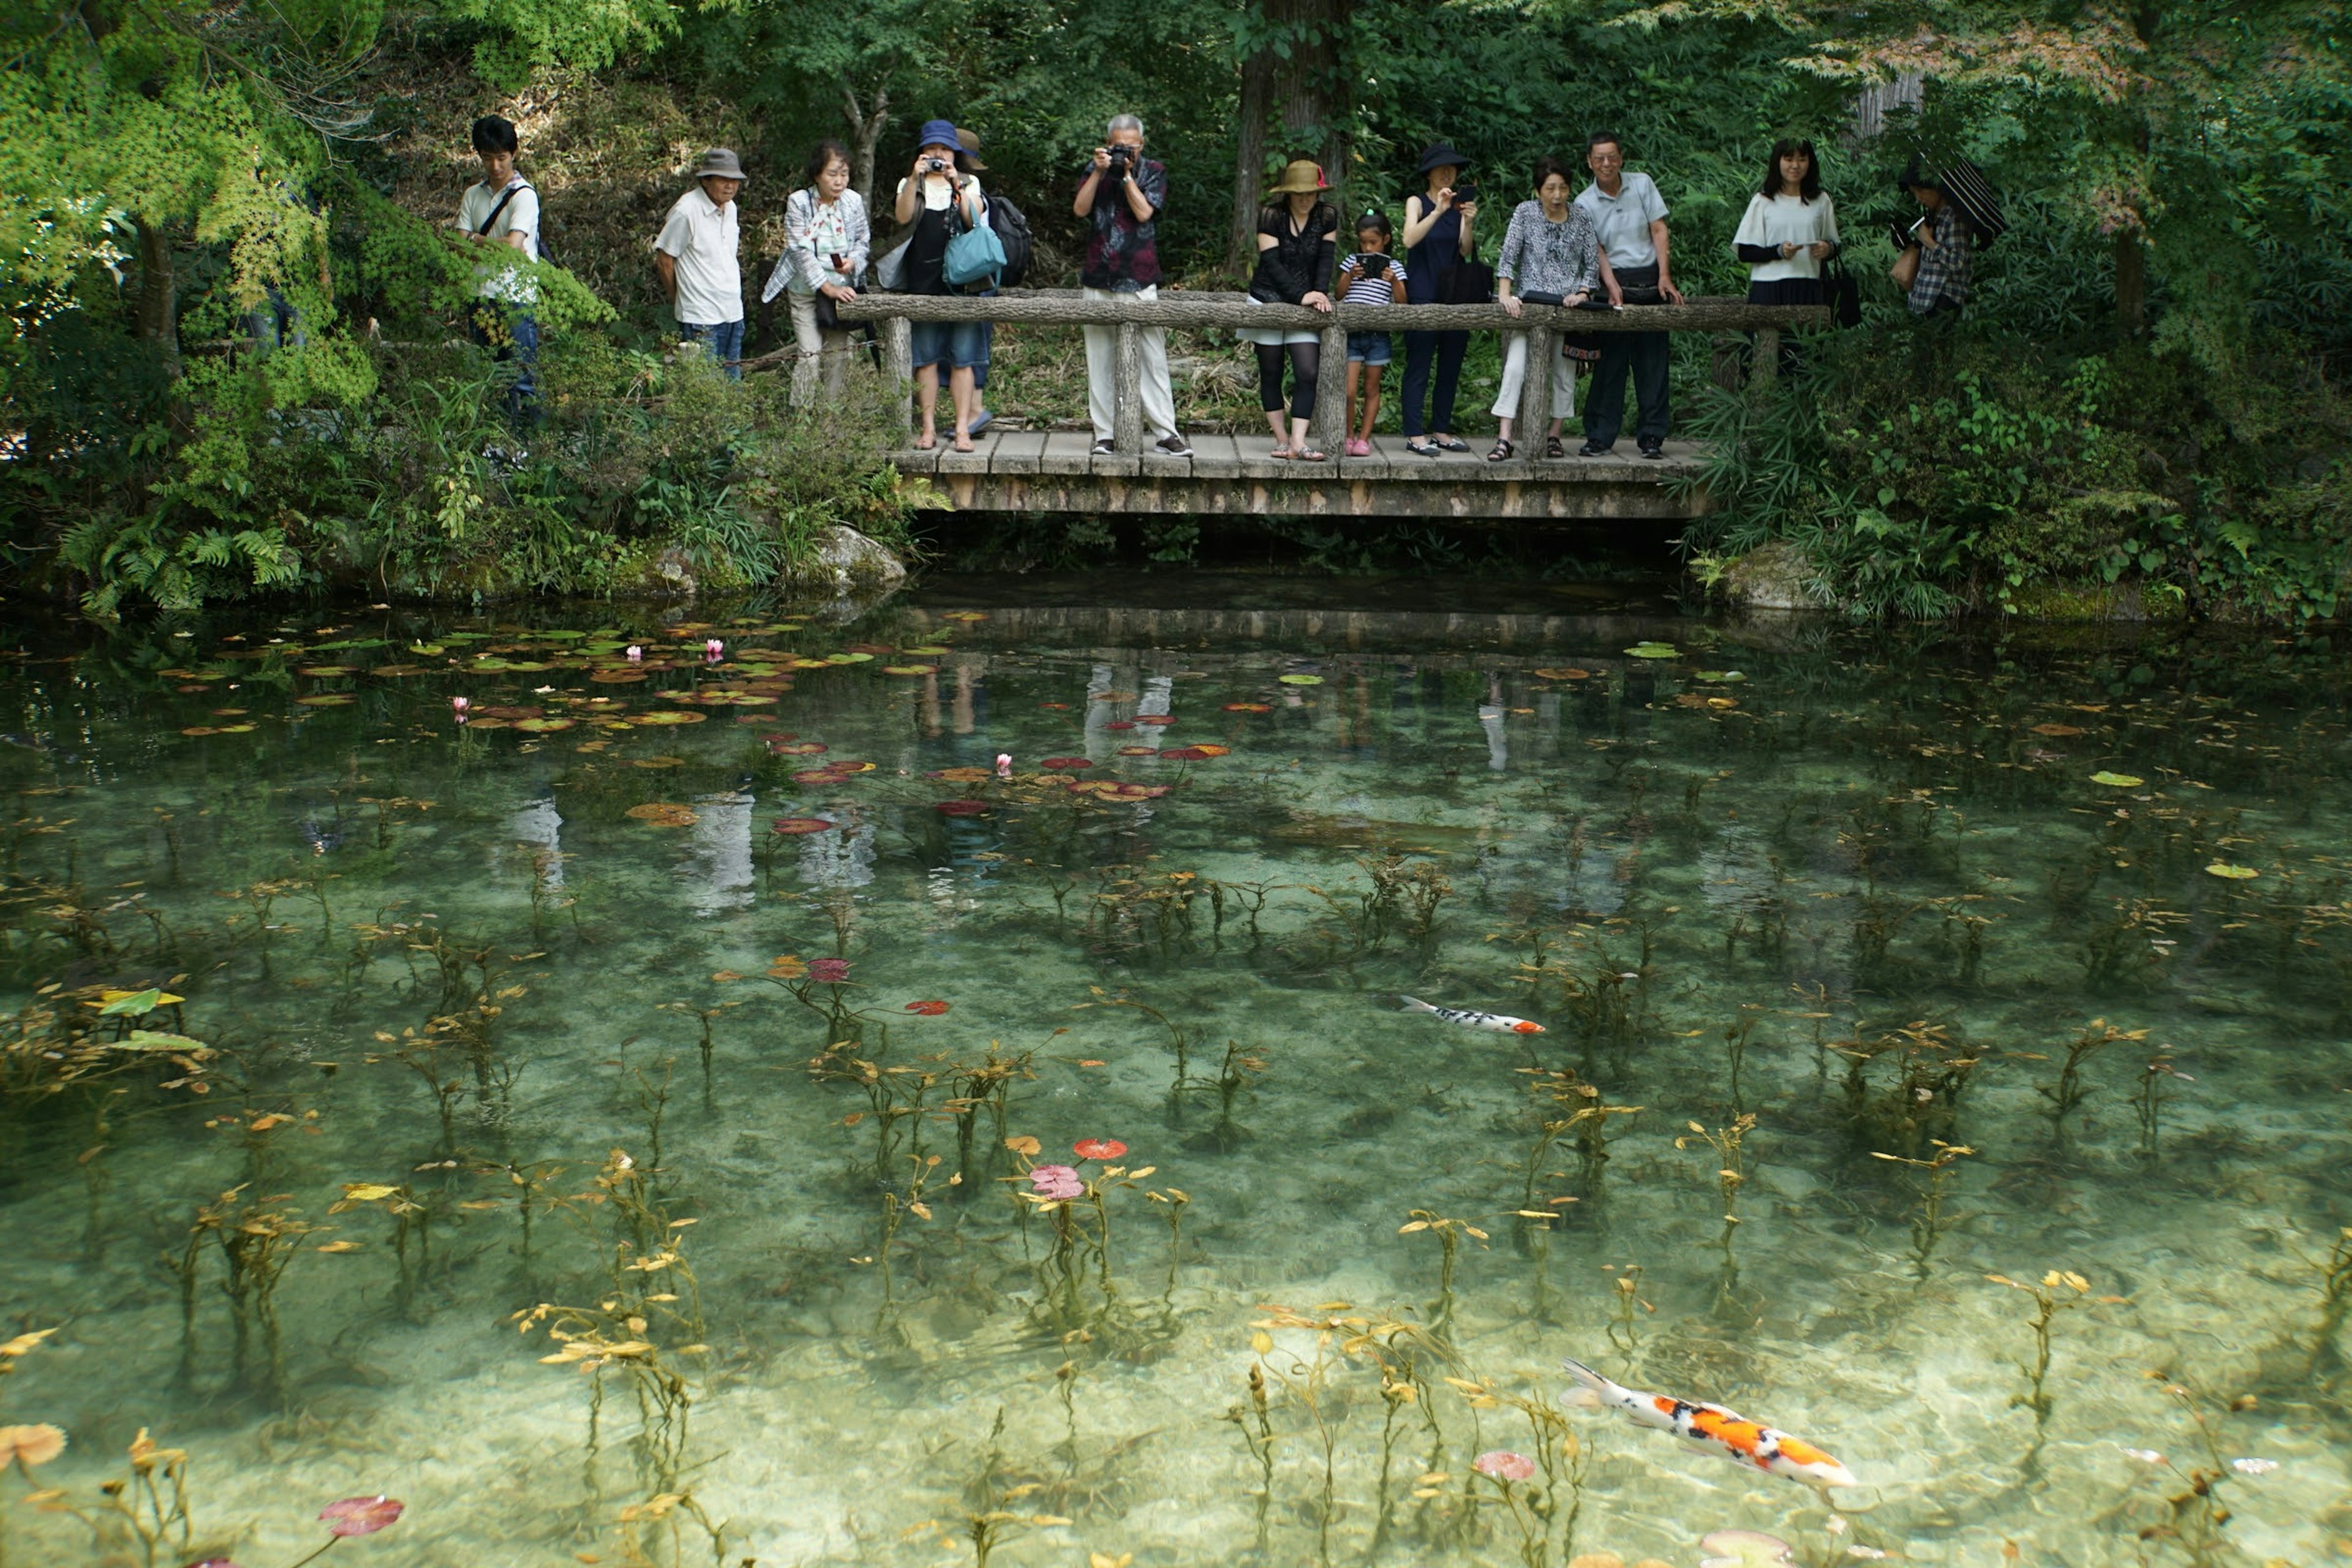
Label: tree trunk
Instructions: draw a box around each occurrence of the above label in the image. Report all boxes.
[134,217,181,379]
[1230,0,1352,275]
[841,78,892,214]
[2114,228,2146,335]
[1228,46,1275,274]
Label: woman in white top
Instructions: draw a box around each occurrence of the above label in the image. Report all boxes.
[1732,138,1840,307]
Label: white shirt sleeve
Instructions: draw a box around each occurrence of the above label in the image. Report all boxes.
[654,197,693,258]
[503,187,540,255]
[1732,195,1769,252]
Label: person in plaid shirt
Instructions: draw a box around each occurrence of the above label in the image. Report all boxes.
[1900,160,1973,316]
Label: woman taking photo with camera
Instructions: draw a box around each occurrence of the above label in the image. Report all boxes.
[1399,141,1479,457]
[893,118,988,451]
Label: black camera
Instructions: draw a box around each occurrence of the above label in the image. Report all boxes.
[1452,181,1479,206]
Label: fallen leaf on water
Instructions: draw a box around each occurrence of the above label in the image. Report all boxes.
[2031,723,2084,737]
[625,803,699,827]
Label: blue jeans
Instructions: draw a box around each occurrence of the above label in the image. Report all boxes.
[468,302,540,428]
[912,318,989,372]
[679,318,745,380]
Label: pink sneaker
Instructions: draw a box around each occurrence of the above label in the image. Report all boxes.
[1346,437,1372,458]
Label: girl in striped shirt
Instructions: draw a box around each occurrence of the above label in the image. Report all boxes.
[1337,212,1405,457]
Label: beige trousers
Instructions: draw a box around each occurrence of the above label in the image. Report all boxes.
[789,291,855,403]
[1082,285,1178,443]
[1490,330,1577,421]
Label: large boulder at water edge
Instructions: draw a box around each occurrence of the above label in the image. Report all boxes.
[783,526,909,593]
[1721,540,1831,612]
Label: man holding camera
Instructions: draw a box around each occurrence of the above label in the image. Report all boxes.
[1074,115,1188,457]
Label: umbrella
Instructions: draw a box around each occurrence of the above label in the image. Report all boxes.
[1895,151,2008,247]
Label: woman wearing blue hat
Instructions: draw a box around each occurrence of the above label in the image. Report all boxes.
[892,119,989,451]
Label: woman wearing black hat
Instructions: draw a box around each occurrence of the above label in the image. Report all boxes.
[1398,142,1480,456]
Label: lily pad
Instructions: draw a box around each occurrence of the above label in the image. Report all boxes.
[1041,756,1093,770]
[1224,702,1273,712]
[882,665,937,676]
[630,710,707,726]
[1693,669,1747,684]
[2090,771,2144,788]
[933,799,991,816]
[2204,862,2260,880]
[625,802,699,827]
[116,1029,209,1053]
[298,665,356,677]
[771,817,837,835]
[1624,641,1679,659]
[296,693,356,706]
[1276,674,1323,686]
[1532,668,1593,680]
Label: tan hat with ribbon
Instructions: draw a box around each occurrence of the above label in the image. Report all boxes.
[1266,159,1329,196]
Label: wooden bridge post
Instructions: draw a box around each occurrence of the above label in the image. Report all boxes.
[1113,322,1145,454]
[1754,326,1781,390]
[1309,322,1348,459]
[1518,323,1558,445]
[882,317,914,437]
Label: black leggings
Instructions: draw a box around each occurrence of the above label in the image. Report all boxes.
[1255,340,1320,421]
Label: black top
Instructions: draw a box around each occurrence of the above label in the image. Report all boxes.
[1249,200,1338,304]
[903,176,974,296]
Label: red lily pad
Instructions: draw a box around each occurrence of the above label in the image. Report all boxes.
[772,817,837,835]
[1134,714,1173,725]
[1224,703,1272,712]
[905,1000,952,1016]
[1041,756,1093,771]
[320,1496,404,1537]
[933,799,991,816]
[771,741,829,755]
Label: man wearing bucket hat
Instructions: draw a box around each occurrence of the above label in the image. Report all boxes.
[656,148,748,379]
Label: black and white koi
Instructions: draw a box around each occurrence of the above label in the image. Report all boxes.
[1400,996,1544,1034]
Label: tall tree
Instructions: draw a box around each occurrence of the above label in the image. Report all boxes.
[1228,0,1354,273]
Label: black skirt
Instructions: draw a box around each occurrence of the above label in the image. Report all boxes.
[1746,276,1824,306]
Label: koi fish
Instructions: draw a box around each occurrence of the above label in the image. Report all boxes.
[1558,1359,1857,1490]
[1400,997,1544,1035]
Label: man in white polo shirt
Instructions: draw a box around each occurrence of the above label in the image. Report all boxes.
[655,149,747,379]
[1574,130,1683,459]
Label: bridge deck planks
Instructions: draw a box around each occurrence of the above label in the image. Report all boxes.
[891,430,1708,519]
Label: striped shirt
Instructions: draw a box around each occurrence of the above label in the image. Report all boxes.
[1340,252,1403,306]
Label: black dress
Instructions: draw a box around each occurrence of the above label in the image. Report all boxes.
[1250,202,1338,305]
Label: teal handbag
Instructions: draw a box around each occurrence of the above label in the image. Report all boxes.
[943,187,1006,289]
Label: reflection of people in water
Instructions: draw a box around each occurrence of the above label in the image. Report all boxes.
[509,786,564,888]
[1479,674,1509,772]
[685,788,755,915]
[797,807,876,889]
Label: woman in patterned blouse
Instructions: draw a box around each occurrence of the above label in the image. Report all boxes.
[1490,156,1618,460]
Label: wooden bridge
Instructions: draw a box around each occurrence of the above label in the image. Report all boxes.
[837,291,1825,522]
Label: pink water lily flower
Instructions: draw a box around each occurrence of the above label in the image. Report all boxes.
[1473,1450,1536,1482]
[450,696,469,715]
[1029,1164,1085,1200]
[626,645,644,661]
[318,1494,405,1536]
[995,753,1012,778]
[704,638,725,660]
[807,958,851,984]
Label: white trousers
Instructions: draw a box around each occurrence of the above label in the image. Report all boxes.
[1490,330,1577,422]
[788,291,854,403]
[1082,285,1178,442]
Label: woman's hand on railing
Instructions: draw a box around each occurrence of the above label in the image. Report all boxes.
[822,282,858,303]
[1302,290,1334,314]
[1565,290,1589,309]
[1500,293,1523,320]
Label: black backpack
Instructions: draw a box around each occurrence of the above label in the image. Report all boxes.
[984,194,1033,287]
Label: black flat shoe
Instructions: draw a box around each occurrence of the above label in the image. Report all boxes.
[1577,440,1611,458]
[1638,442,1665,459]
[1434,436,1470,453]
[1407,440,1439,458]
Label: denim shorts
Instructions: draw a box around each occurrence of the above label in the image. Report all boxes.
[1346,331,1393,366]
[912,318,990,371]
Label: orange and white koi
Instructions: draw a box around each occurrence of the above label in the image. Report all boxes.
[1558,1359,1857,1490]
[1401,997,1544,1034]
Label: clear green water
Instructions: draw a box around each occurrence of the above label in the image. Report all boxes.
[2,592,2348,1568]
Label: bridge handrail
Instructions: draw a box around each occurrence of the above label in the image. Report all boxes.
[834,287,1826,456]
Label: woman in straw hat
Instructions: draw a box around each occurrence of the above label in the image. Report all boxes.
[1243,159,1339,462]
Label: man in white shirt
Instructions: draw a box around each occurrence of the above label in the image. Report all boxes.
[1574,130,1682,459]
[454,115,541,425]
[656,149,747,380]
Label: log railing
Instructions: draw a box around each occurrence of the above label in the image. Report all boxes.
[835,289,1826,458]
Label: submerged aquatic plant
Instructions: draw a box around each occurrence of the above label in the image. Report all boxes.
[1869,1140,1973,1279]
[2034,1017,2144,1142]
[1399,1210,1487,1342]
[1986,1269,2092,1441]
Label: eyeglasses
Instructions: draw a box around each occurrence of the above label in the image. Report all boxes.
[1589,151,1623,165]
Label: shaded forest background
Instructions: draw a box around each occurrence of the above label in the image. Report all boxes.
[3,0,2348,618]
